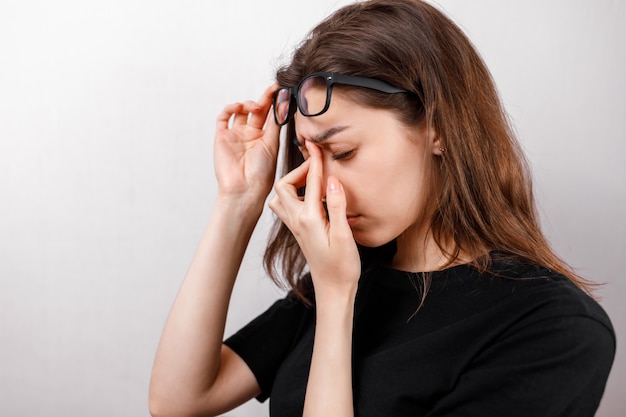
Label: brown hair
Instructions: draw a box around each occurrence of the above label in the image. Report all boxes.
[263,0,597,304]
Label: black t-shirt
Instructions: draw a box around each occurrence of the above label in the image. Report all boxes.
[224,261,615,416]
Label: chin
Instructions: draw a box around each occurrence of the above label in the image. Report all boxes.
[353,231,396,249]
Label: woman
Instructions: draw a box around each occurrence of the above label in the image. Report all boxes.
[149,1,615,416]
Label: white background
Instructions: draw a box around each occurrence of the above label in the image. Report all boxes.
[1,1,624,416]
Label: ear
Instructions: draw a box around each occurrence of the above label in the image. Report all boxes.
[426,125,443,156]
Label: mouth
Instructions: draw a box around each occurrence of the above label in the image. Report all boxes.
[346,214,361,226]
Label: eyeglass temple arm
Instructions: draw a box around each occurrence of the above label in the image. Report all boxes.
[330,73,407,94]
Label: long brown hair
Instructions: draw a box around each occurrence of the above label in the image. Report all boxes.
[263,0,597,304]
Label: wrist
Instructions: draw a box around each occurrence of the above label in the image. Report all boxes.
[310,272,359,303]
[315,286,357,318]
[207,195,265,240]
[214,191,266,219]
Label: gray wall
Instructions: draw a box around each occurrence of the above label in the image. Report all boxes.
[1,1,624,416]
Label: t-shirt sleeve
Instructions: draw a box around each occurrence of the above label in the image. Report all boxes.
[224,295,309,402]
[425,287,616,417]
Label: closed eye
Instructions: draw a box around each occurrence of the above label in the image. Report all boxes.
[331,150,354,161]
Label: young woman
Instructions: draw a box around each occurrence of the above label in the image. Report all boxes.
[149,1,615,416]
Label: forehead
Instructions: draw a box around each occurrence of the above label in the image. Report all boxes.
[293,91,358,137]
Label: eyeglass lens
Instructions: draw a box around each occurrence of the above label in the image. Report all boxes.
[274,88,292,125]
[298,75,328,116]
[274,75,330,125]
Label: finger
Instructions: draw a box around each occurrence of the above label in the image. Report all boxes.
[216,102,243,130]
[272,162,308,233]
[268,194,286,221]
[303,141,324,207]
[269,195,298,235]
[273,159,310,212]
[326,176,352,241]
[232,100,259,126]
[298,140,310,160]
[249,84,279,130]
[259,101,281,160]
[278,157,309,189]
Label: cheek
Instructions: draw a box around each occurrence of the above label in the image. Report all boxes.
[331,162,397,212]
[329,142,428,209]
[365,150,428,210]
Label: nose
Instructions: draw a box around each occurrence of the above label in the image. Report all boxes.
[320,156,342,196]
[301,139,340,195]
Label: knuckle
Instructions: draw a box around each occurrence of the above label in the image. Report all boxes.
[268,196,278,211]
[297,211,313,225]
[298,209,319,228]
[273,180,286,193]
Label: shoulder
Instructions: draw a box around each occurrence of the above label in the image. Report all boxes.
[356,261,615,415]
[437,261,615,413]
[223,294,314,401]
[235,293,311,332]
[418,258,616,341]
[464,260,616,353]
[486,260,610,322]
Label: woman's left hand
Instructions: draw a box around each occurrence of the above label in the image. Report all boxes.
[269,141,361,298]
[272,141,359,417]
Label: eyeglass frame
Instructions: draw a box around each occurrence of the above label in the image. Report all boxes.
[272,71,410,126]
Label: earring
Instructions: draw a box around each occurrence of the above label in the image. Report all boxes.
[439,147,445,153]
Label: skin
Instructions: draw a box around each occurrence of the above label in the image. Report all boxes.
[149,84,447,417]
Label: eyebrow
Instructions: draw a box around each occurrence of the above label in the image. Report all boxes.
[308,125,350,144]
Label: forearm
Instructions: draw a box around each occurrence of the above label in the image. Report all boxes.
[150,195,263,407]
[303,289,357,417]
[271,142,360,416]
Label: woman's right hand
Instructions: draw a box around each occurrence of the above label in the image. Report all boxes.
[150,85,281,417]
[214,84,281,203]
[270,141,361,298]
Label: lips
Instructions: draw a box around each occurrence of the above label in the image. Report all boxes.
[346,214,361,226]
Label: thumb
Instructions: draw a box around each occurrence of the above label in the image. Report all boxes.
[263,109,281,158]
[326,176,352,240]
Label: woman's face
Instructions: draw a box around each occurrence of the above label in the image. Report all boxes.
[293,90,438,249]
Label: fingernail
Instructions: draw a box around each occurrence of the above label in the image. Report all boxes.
[328,176,340,192]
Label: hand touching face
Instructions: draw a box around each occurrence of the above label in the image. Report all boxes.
[270,140,361,295]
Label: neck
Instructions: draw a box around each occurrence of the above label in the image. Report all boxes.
[390,230,467,273]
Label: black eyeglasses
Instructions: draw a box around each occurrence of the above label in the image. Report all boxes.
[272,72,409,126]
